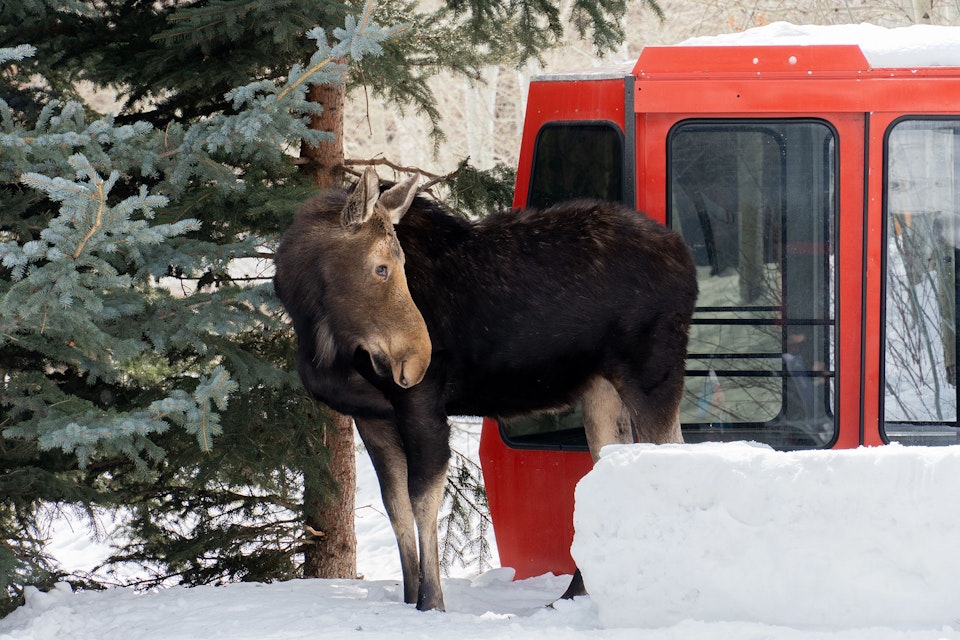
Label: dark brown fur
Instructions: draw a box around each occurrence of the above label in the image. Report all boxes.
[274,169,698,611]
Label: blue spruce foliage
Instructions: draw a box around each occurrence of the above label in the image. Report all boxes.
[0,2,394,612]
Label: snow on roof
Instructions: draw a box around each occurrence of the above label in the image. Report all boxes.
[680,22,960,68]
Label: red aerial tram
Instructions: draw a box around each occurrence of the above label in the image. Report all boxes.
[479,37,960,580]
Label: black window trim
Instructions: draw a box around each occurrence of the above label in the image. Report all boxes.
[666,118,840,444]
[526,119,628,209]
[879,114,960,443]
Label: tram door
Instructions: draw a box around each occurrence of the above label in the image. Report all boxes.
[668,120,837,450]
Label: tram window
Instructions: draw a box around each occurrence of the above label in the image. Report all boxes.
[669,120,837,450]
[527,123,623,208]
[883,119,960,446]
[499,122,625,450]
[501,402,589,449]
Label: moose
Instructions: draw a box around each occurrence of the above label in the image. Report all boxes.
[274,167,698,611]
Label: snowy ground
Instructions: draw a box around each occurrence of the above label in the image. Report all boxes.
[4,420,960,640]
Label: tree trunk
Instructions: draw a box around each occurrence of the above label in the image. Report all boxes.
[301,81,345,188]
[299,77,357,580]
[302,410,357,579]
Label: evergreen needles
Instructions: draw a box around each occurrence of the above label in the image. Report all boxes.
[0,4,393,614]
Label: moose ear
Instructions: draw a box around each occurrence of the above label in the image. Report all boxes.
[377,172,420,225]
[341,166,380,227]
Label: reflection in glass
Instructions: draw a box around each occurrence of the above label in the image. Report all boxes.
[670,121,836,450]
[884,120,960,445]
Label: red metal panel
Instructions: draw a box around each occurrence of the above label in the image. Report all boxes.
[513,79,627,209]
[631,46,960,116]
[636,113,671,223]
[635,77,960,115]
[833,114,869,449]
[479,418,594,579]
[861,112,904,446]
[633,45,870,77]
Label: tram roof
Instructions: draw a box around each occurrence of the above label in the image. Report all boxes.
[534,23,960,83]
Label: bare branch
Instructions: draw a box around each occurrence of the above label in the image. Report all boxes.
[342,157,467,193]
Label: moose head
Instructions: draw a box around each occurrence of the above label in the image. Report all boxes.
[315,167,431,389]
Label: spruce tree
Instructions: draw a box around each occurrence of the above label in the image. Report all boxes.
[0,8,398,613]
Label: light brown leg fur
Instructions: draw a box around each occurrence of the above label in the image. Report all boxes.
[581,376,633,462]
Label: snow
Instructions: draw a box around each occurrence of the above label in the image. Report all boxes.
[681,22,960,68]
[573,442,960,631]
[8,433,960,639]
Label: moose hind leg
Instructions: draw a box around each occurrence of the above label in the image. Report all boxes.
[555,377,632,602]
[618,312,688,445]
[354,417,420,606]
[582,376,633,462]
[618,362,686,445]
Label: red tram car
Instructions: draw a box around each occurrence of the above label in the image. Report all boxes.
[478,35,960,580]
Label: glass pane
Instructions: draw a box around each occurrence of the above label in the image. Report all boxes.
[670,120,837,450]
[502,403,588,449]
[527,123,623,208]
[883,119,960,446]
[500,122,625,449]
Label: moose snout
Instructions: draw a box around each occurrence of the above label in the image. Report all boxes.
[395,349,430,388]
[383,310,432,389]
[368,334,431,389]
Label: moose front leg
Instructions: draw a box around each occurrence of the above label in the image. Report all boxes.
[411,460,447,611]
[396,402,451,611]
[354,416,420,606]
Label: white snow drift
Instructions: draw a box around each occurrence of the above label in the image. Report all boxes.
[573,442,960,630]
[681,22,960,68]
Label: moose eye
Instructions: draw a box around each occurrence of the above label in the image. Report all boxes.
[375,265,389,278]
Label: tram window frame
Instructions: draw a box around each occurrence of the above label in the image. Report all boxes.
[881,117,960,446]
[667,119,838,451]
[500,120,626,451]
[526,122,625,209]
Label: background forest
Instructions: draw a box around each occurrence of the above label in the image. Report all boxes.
[364,0,960,173]
[1,0,957,620]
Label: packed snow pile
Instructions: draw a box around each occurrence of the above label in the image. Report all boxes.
[680,22,960,68]
[572,442,960,630]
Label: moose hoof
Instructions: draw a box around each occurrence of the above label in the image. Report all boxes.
[558,568,587,600]
[416,592,445,612]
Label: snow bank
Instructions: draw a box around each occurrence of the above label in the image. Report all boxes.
[571,442,960,630]
[680,22,960,68]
